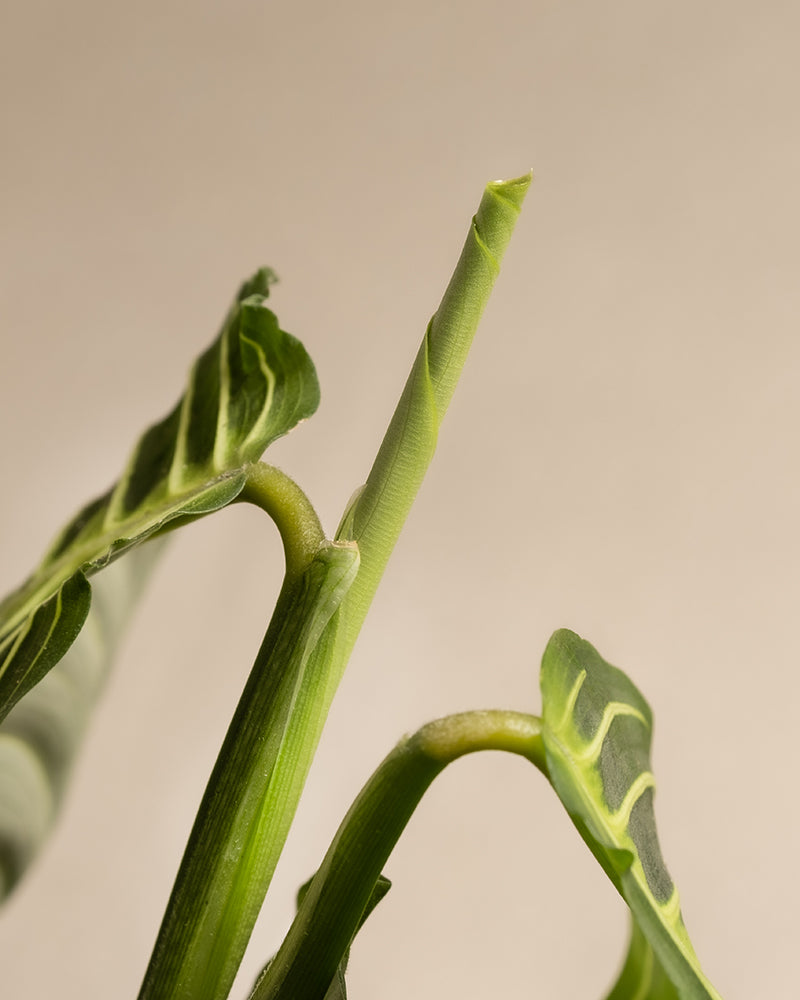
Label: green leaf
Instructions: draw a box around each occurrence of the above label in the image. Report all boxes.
[0,540,164,900]
[0,269,319,724]
[540,629,722,1000]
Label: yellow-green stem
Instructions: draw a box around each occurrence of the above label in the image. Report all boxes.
[238,463,325,581]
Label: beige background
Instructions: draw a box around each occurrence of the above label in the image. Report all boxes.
[1,1,797,997]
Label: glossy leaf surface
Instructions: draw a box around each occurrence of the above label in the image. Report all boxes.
[0,270,319,723]
[540,629,722,1000]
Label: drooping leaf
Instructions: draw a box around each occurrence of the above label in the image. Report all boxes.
[0,269,319,724]
[0,539,164,899]
[540,629,722,1000]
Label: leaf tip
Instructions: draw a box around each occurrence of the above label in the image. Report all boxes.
[486,170,533,209]
[236,268,279,303]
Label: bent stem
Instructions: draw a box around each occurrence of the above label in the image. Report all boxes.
[137,538,359,1000]
[251,710,547,1000]
[137,463,352,1000]
[138,175,531,1000]
[237,463,326,582]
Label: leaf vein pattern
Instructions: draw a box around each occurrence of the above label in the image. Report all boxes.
[168,351,196,493]
[240,333,276,456]
[213,310,232,472]
[579,701,650,764]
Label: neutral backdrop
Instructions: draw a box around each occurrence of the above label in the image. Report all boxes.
[1,2,796,997]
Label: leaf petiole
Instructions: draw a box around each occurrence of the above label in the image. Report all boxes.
[253,709,546,1000]
[237,463,325,580]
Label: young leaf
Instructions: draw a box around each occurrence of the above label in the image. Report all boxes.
[540,629,722,1000]
[0,270,319,724]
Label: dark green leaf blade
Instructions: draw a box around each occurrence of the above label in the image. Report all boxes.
[0,573,91,714]
[0,270,319,723]
[540,629,722,1000]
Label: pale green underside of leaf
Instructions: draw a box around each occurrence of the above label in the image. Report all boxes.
[0,540,164,899]
[540,629,722,1000]
[0,270,319,724]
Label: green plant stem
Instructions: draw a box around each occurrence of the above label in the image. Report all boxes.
[138,176,531,1000]
[251,710,547,1000]
[138,463,353,1000]
[138,539,359,1000]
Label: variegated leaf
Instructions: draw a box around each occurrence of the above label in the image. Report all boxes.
[540,629,722,1000]
[0,269,319,723]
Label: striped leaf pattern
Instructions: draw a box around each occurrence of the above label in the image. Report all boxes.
[0,269,319,724]
[540,629,722,1000]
